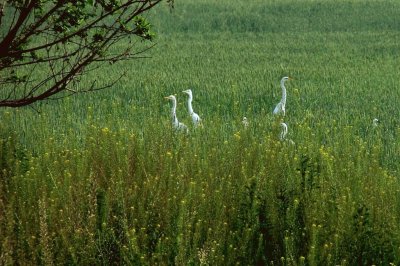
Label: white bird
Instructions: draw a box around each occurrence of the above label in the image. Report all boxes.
[372,118,379,127]
[182,89,201,126]
[280,122,288,141]
[273,76,292,116]
[242,116,249,128]
[164,95,188,133]
[280,122,295,144]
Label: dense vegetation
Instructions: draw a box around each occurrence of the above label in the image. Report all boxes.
[1,0,400,264]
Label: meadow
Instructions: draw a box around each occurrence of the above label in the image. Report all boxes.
[1,0,400,264]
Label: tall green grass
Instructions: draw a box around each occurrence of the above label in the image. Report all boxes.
[1,0,400,264]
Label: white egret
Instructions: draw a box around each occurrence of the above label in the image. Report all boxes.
[242,117,249,128]
[182,89,201,126]
[280,122,295,144]
[280,122,288,141]
[372,118,379,127]
[273,76,292,116]
[164,95,188,133]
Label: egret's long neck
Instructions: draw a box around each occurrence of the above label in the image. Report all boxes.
[172,113,178,125]
[280,80,287,105]
[280,124,288,140]
[171,99,177,115]
[170,100,179,125]
[187,95,194,114]
[171,99,177,118]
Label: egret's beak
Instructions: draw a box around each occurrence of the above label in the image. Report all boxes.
[164,96,170,99]
[289,76,294,80]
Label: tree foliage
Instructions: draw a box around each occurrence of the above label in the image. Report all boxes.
[0,0,172,107]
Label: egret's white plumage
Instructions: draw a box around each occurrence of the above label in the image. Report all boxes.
[280,122,288,141]
[242,117,249,128]
[165,95,188,133]
[373,118,379,127]
[280,122,295,144]
[273,76,291,116]
[182,89,201,126]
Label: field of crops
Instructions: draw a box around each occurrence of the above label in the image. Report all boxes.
[1,0,400,265]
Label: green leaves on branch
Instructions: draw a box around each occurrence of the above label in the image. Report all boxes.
[53,2,90,33]
[133,16,155,41]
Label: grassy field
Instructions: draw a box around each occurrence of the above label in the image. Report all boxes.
[1,0,400,265]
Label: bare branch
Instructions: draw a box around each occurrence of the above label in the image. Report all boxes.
[17,2,64,46]
[0,0,37,54]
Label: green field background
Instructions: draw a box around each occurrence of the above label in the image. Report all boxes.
[1,0,400,265]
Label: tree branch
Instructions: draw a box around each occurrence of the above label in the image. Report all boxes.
[0,0,37,54]
[0,0,169,107]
